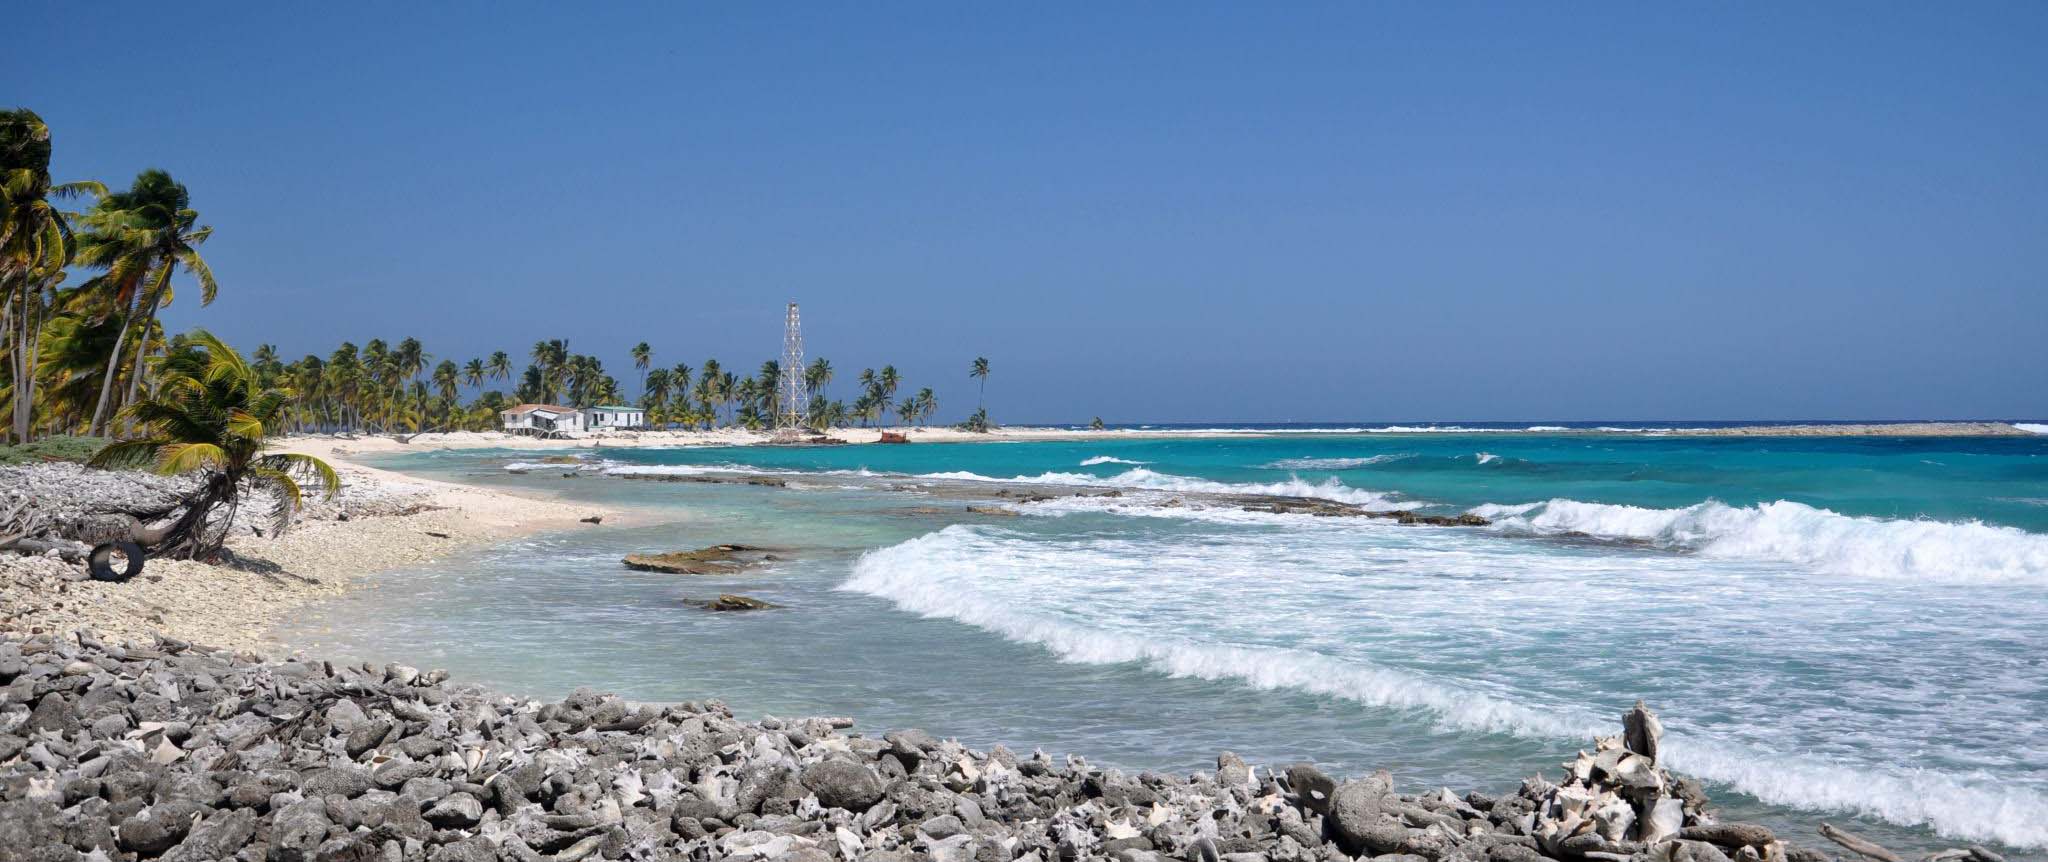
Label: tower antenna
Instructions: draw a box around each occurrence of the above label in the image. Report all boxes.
[778,302,808,431]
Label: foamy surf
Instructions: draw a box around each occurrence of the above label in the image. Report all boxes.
[1472,498,2048,583]
[913,467,1416,509]
[1080,455,1149,466]
[844,526,2048,848]
[1260,454,1411,470]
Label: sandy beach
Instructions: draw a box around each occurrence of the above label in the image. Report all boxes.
[0,445,621,654]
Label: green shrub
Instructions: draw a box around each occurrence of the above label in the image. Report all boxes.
[0,436,108,465]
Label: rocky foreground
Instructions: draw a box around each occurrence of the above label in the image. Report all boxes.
[2,629,1984,862]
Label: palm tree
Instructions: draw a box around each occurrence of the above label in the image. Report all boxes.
[462,358,485,388]
[643,367,671,414]
[89,330,338,559]
[432,360,460,403]
[915,387,937,426]
[970,357,990,410]
[630,341,652,397]
[805,357,833,400]
[4,110,105,443]
[669,362,692,403]
[394,337,428,383]
[486,350,511,383]
[73,170,216,436]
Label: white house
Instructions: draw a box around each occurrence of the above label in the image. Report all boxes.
[584,405,645,429]
[500,404,585,435]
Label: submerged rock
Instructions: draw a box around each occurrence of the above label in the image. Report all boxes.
[623,544,784,574]
[690,594,782,611]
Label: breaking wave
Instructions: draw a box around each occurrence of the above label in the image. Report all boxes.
[1260,454,1411,470]
[844,527,2048,847]
[912,467,1415,510]
[1080,456,1149,466]
[2017,423,2048,434]
[1472,498,2048,583]
[1474,452,1501,465]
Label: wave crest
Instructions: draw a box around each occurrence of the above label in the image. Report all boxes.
[1081,456,1149,466]
[1472,498,2048,582]
[844,527,2048,848]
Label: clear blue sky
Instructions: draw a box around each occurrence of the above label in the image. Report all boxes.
[11,3,2046,422]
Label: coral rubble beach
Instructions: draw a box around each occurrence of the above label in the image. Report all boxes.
[0,627,1968,862]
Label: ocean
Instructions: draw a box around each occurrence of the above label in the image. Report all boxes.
[283,427,2048,855]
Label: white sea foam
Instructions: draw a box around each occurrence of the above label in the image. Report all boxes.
[2017,423,2048,434]
[1260,454,1411,470]
[1081,456,1149,466]
[913,467,1415,510]
[504,461,599,472]
[1474,452,1501,465]
[600,463,789,477]
[844,529,1597,740]
[1472,498,2048,583]
[844,526,2048,847]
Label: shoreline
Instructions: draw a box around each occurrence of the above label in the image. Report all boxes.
[1,445,627,655]
[268,420,2043,459]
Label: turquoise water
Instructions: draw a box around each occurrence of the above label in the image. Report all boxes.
[287,431,2048,855]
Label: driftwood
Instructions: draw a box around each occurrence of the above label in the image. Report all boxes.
[1818,823,1904,862]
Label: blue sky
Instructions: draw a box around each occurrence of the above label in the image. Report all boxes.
[11,3,2046,422]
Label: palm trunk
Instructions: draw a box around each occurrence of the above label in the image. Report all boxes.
[117,293,165,436]
[89,299,138,437]
[10,275,50,445]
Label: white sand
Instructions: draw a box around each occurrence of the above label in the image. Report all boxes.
[1,446,622,654]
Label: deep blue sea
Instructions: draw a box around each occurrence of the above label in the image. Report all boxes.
[285,426,2048,855]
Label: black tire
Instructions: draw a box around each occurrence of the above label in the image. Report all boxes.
[88,542,145,583]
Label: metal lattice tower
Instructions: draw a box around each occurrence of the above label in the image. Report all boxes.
[778,302,808,429]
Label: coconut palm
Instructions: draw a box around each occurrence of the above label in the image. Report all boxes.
[669,362,692,403]
[805,357,832,400]
[73,170,216,436]
[395,337,428,382]
[89,330,339,559]
[914,387,937,426]
[432,360,460,403]
[970,357,990,410]
[486,351,511,383]
[630,341,652,396]
[462,358,485,388]
[4,110,105,443]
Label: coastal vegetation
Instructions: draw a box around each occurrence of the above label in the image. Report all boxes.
[90,330,339,558]
[3,110,991,443]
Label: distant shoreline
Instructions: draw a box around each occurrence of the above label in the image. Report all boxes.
[274,420,2043,457]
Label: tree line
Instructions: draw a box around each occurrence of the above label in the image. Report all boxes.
[5,108,995,444]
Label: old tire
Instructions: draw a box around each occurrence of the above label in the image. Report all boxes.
[88,542,145,582]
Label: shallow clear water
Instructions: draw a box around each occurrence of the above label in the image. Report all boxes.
[284,431,2048,855]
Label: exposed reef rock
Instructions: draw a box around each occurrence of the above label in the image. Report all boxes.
[622,545,784,575]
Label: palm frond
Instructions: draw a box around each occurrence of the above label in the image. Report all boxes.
[259,452,340,499]
[178,249,217,304]
[158,442,230,474]
[245,465,303,536]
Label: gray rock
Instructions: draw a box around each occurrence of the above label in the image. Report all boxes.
[117,799,205,855]
[1326,773,1408,856]
[424,792,483,827]
[801,760,887,812]
[1285,764,1337,815]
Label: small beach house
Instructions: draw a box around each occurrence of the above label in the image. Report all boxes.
[500,404,585,435]
[584,405,645,430]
